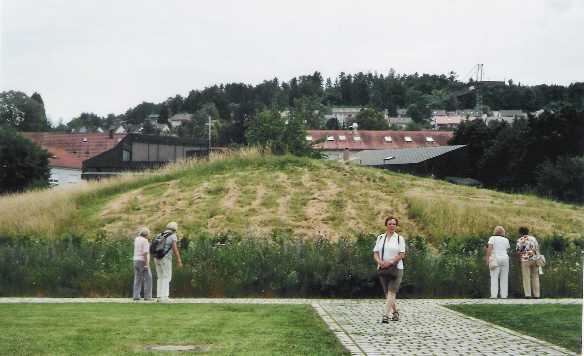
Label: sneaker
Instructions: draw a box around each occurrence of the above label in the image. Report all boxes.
[381,315,389,324]
[391,311,400,321]
[158,298,171,304]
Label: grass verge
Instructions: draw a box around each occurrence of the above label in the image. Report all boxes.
[447,304,582,353]
[0,303,348,355]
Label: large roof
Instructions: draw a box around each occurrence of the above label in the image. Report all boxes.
[306,130,453,150]
[354,145,466,166]
[21,132,126,169]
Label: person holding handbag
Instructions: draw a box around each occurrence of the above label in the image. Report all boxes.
[373,216,406,323]
[516,226,541,298]
[485,226,510,298]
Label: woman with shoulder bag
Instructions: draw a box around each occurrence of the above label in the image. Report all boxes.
[485,226,510,298]
[373,216,406,323]
[516,226,541,298]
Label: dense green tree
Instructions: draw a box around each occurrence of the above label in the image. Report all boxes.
[67,113,103,132]
[0,128,50,193]
[536,156,584,204]
[0,91,50,131]
[346,108,389,130]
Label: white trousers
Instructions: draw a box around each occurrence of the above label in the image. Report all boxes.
[154,256,172,300]
[490,255,509,298]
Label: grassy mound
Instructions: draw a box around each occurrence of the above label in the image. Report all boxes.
[1,149,583,242]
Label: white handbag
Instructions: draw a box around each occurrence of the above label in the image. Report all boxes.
[488,255,498,270]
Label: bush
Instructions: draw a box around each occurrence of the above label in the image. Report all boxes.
[0,233,581,298]
[536,155,584,204]
[0,128,50,193]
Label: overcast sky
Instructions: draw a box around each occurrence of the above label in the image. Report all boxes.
[1,0,583,124]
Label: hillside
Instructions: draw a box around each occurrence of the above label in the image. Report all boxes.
[1,151,583,241]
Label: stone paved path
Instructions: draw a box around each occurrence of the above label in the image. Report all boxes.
[1,298,580,355]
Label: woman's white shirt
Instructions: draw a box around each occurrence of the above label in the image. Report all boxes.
[488,235,510,256]
[373,232,406,269]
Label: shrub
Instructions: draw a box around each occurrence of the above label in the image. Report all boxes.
[0,233,581,298]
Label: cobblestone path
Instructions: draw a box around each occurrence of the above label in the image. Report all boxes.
[1,298,580,355]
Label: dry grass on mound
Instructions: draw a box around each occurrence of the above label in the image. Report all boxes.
[1,149,583,241]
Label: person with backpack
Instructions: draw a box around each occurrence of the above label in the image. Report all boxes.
[132,227,152,301]
[373,216,406,323]
[152,221,183,303]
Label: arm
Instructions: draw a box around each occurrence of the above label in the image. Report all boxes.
[485,244,493,264]
[144,251,150,268]
[373,252,390,269]
[171,240,183,268]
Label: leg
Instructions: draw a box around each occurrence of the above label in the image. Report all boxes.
[133,261,144,300]
[160,256,172,300]
[154,259,163,299]
[521,261,532,297]
[499,257,509,298]
[144,266,153,300]
[490,266,500,298]
[386,290,396,315]
[530,264,540,298]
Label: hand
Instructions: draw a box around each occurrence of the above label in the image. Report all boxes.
[177,261,183,268]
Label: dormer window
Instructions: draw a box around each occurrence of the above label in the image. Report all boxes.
[384,136,393,142]
[338,135,346,141]
[326,136,334,141]
[425,137,435,142]
[404,136,413,142]
[353,136,362,141]
[305,136,313,141]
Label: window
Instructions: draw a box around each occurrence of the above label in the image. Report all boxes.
[338,135,346,141]
[305,135,313,141]
[384,136,393,142]
[122,149,131,162]
[326,136,334,141]
[353,136,362,141]
[425,137,435,142]
[404,136,413,142]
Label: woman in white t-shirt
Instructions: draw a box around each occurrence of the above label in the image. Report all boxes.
[132,227,152,301]
[373,216,406,323]
[485,226,510,298]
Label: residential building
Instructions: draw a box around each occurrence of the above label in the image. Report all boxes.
[306,129,453,160]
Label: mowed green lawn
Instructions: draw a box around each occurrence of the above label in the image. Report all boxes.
[447,304,582,353]
[0,304,349,356]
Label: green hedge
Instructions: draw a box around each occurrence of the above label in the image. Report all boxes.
[0,234,581,298]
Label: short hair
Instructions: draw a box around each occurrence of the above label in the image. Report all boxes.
[384,216,399,226]
[493,225,506,236]
[138,227,150,237]
[166,221,178,231]
[518,226,529,235]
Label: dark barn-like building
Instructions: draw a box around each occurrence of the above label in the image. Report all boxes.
[354,145,467,178]
[82,134,208,179]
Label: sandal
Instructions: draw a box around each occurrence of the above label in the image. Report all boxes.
[391,311,400,321]
[381,315,389,324]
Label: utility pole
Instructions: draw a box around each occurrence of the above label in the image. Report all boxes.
[475,64,484,118]
[208,115,211,154]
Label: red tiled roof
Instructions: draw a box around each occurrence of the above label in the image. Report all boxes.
[306,130,453,150]
[21,132,126,169]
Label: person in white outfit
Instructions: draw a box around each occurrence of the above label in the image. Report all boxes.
[154,221,183,303]
[485,226,510,298]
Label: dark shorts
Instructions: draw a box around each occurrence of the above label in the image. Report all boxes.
[379,269,404,295]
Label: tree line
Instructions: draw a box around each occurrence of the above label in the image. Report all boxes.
[2,70,584,144]
[449,106,584,204]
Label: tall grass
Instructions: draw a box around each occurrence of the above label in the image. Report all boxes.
[1,233,581,298]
